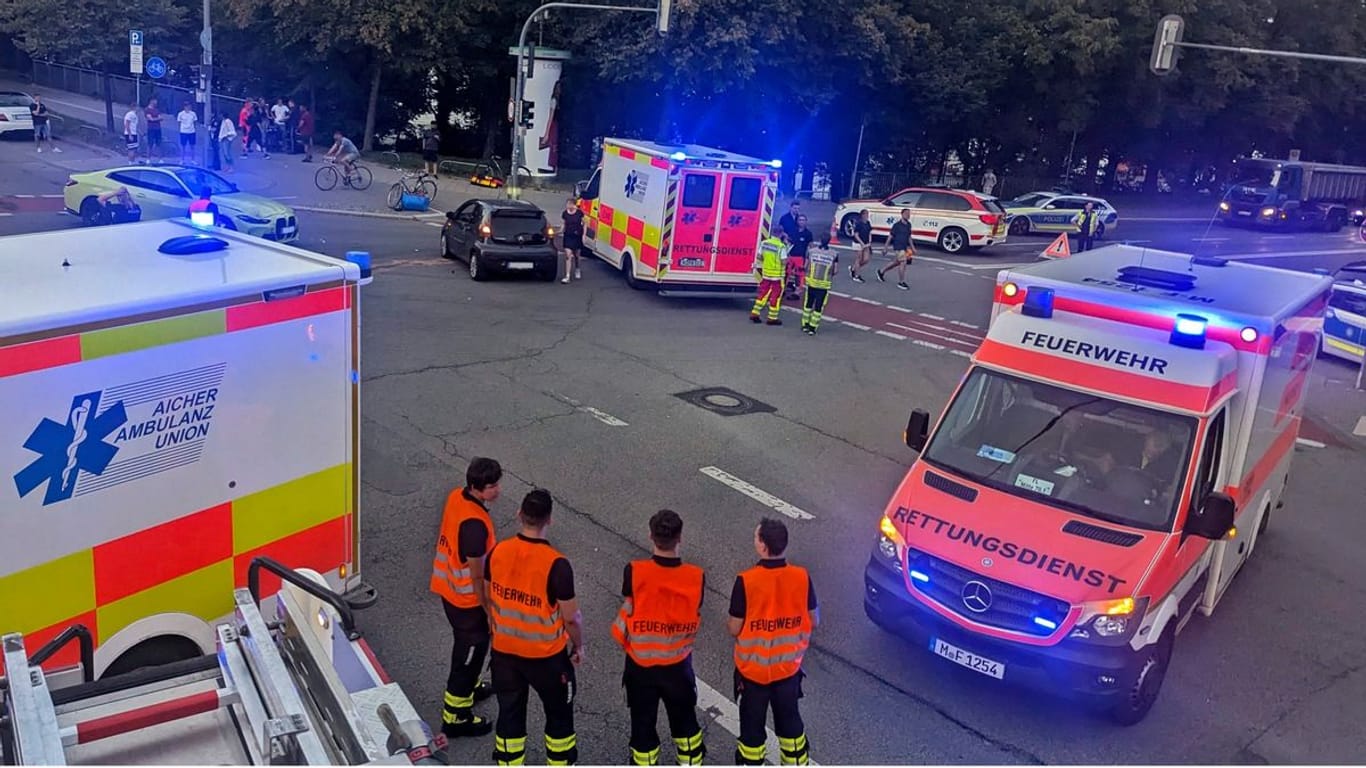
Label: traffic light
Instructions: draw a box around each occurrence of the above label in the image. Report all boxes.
[1150,14,1184,76]
[520,100,535,128]
[657,0,671,35]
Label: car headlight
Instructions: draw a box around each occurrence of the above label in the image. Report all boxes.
[1068,596,1149,644]
[237,214,271,224]
[1260,207,1277,217]
[876,515,905,572]
[1219,201,1230,211]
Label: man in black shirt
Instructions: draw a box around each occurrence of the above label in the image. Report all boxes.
[561,198,586,284]
[848,209,873,283]
[778,201,801,241]
[30,95,58,153]
[785,214,815,300]
[877,208,913,290]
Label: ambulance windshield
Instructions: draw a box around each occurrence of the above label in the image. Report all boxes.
[922,368,1197,532]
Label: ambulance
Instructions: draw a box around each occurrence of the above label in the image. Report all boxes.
[576,139,781,295]
[1,219,373,684]
[863,245,1331,724]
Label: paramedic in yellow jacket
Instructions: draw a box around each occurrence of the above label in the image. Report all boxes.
[750,230,788,326]
[801,236,838,336]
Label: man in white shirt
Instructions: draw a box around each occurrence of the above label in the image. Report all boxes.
[177,102,198,165]
[123,105,140,163]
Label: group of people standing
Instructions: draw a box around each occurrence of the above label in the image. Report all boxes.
[110,95,315,171]
[432,458,817,766]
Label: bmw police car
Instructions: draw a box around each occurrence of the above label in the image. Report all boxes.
[1002,191,1119,238]
[1323,261,1366,363]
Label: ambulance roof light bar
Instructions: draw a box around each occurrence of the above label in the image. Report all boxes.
[670,151,687,161]
[1022,287,1054,318]
[1171,314,1208,349]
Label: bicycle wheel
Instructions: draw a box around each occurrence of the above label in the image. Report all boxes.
[387,183,404,210]
[419,179,438,203]
[315,165,339,191]
[350,165,373,190]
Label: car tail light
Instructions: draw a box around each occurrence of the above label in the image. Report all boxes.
[979,214,1001,226]
[479,223,492,236]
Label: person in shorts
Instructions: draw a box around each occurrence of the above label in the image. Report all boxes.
[560,198,585,284]
[876,208,914,290]
[123,104,140,163]
[144,97,162,163]
[30,94,58,153]
[177,102,198,164]
[421,123,440,176]
[848,209,872,283]
[324,130,360,176]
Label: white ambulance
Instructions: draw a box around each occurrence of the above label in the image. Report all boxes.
[864,245,1330,724]
[0,219,373,682]
[576,139,781,295]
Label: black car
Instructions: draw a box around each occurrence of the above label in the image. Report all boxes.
[441,199,558,282]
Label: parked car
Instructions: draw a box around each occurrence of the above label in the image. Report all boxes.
[831,186,1008,255]
[1002,191,1119,238]
[1323,261,1366,364]
[441,199,559,282]
[0,91,35,136]
[63,165,298,241]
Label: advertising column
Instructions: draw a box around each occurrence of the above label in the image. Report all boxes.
[508,47,571,178]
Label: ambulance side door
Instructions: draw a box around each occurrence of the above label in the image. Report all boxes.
[713,172,766,275]
[672,171,721,274]
[1189,409,1250,593]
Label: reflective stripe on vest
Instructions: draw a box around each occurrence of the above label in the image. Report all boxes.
[430,488,496,609]
[805,251,836,289]
[733,564,812,684]
[611,559,703,667]
[487,536,569,658]
[757,238,786,279]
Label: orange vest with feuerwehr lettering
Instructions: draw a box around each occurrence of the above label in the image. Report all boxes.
[430,488,495,609]
[733,564,812,684]
[611,559,703,667]
[487,536,568,658]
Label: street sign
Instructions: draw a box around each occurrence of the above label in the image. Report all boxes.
[146,57,167,79]
[130,29,144,74]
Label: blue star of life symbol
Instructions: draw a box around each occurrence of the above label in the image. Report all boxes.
[624,171,639,198]
[14,391,127,505]
[728,214,743,227]
[682,211,698,224]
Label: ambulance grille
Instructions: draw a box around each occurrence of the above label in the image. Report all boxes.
[905,548,1070,637]
[923,471,978,502]
[1061,520,1142,547]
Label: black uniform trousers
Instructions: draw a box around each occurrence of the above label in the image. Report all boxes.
[442,601,489,724]
[1076,232,1094,252]
[734,669,810,766]
[623,656,706,765]
[491,648,578,766]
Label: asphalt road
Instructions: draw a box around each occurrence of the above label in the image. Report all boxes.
[4,148,1366,764]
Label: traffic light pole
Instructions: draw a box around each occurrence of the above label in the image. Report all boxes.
[1150,14,1366,76]
[508,0,668,200]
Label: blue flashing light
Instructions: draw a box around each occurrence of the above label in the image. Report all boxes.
[189,210,216,228]
[770,159,783,169]
[157,234,228,255]
[670,151,687,161]
[909,569,930,584]
[345,250,373,283]
[1170,313,1208,349]
[1021,287,1054,318]
[1032,616,1058,631]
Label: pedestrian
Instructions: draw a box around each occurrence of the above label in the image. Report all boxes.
[784,214,815,300]
[431,457,502,739]
[122,104,140,163]
[729,519,818,766]
[96,186,140,224]
[982,169,997,196]
[285,99,299,153]
[778,201,801,240]
[247,102,269,158]
[1073,201,1099,252]
[800,236,838,336]
[611,510,707,766]
[560,198,584,284]
[297,105,315,162]
[271,97,290,152]
[30,94,58,153]
[847,209,872,283]
[144,97,162,163]
[876,208,913,290]
[176,102,198,165]
[749,230,788,326]
[422,122,441,177]
[218,112,237,173]
[484,489,584,766]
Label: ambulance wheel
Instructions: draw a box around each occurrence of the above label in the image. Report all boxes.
[840,213,861,240]
[102,635,202,679]
[1109,631,1173,726]
[1008,217,1031,236]
[622,255,644,290]
[938,227,969,254]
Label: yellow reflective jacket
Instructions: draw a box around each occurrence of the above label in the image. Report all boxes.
[806,248,837,289]
[755,236,787,279]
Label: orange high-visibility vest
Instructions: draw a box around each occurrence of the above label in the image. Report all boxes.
[733,564,812,684]
[611,559,703,667]
[487,536,569,658]
[430,488,495,609]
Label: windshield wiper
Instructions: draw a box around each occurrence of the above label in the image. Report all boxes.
[980,396,1103,482]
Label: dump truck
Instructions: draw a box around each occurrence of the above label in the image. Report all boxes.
[1218,156,1366,231]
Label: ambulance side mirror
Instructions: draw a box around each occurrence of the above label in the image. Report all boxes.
[904,409,930,452]
[1187,492,1236,540]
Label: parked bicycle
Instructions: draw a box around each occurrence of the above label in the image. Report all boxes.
[387,169,438,209]
[315,157,373,191]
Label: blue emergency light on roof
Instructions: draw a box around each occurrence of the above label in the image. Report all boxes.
[1170,313,1208,349]
[1021,287,1054,318]
[158,234,228,255]
[345,250,373,284]
[670,151,687,161]
[770,159,783,169]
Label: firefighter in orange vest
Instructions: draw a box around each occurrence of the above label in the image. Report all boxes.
[728,518,818,766]
[430,457,503,738]
[611,510,707,766]
[484,489,584,766]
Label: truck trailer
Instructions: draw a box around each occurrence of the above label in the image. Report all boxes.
[1218,156,1366,231]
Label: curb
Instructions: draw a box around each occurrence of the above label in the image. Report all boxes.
[292,205,443,221]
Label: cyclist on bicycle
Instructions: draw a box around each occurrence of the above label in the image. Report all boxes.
[325,130,361,176]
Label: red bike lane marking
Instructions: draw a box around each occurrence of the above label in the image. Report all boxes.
[821,294,984,351]
[0,195,66,213]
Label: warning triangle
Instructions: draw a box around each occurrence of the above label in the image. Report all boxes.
[1041,233,1071,260]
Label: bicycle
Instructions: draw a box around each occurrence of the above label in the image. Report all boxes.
[467,155,533,191]
[387,169,438,209]
[315,156,373,191]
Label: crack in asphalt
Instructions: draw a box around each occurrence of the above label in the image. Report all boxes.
[770,411,903,465]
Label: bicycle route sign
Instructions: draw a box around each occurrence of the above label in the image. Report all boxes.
[146,57,167,79]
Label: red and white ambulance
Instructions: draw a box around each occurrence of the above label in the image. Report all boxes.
[576,139,781,295]
[864,245,1331,724]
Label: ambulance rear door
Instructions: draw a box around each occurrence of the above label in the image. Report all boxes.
[712,171,771,278]
[670,169,723,276]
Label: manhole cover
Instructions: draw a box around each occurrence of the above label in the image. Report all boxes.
[674,387,775,417]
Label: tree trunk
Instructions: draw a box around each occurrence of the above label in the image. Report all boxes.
[102,66,116,134]
[361,54,381,152]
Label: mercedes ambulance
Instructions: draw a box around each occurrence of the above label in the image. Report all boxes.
[576,139,781,295]
[863,245,1331,724]
[1,219,373,684]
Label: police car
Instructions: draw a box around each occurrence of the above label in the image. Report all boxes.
[1002,191,1119,238]
[1323,261,1366,363]
[830,186,1008,255]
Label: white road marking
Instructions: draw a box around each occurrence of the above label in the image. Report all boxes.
[0,212,11,217]
[581,406,628,427]
[699,466,814,520]
[1355,416,1366,437]
[270,195,299,200]
[1124,216,1213,223]
[841,321,871,331]
[951,269,974,276]
[696,678,820,766]
[1190,237,1229,242]
[884,304,913,314]
[949,319,981,329]
[886,319,982,344]
[830,290,853,298]
[918,312,945,320]
[424,221,443,227]
[910,338,946,351]
[39,194,64,198]
[850,295,882,305]
[962,261,1041,271]
[1225,248,1366,260]
[13,194,34,198]
[1295,437,1327,449]
[949,349,973,359]
[876,330,907,340]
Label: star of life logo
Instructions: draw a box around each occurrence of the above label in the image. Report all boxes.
[13,363,225,506]
[624,170,649,203]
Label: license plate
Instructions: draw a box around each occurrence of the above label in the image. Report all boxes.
[931,638,1004,679]
[1238,210,1251,217]
[507,262,533,270]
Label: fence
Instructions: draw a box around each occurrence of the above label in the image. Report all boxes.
[30,60,245,121]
